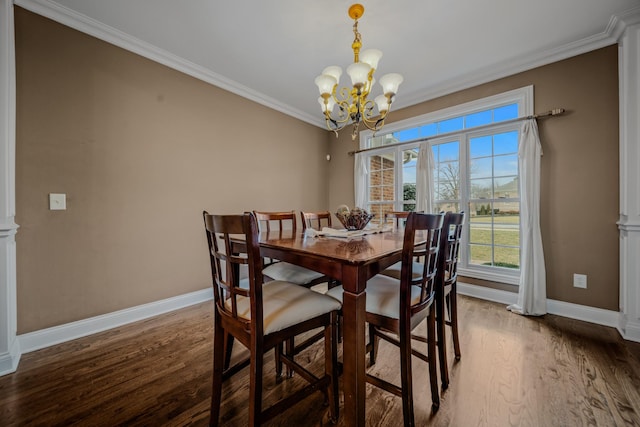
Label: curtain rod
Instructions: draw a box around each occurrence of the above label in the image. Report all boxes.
[347,108,565,156]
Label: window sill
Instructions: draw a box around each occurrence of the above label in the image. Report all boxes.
[458,267,519,286]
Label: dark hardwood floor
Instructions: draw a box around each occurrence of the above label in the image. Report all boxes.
[1,293,639,426]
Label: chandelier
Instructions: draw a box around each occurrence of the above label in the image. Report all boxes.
[315,4,403,140]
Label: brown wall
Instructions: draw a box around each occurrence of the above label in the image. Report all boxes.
[14,8,330,333]
[329,46,620,311]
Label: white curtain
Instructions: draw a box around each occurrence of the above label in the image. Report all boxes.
[507,119,547,316]
[416,141,435,213]
[354,153,368,209]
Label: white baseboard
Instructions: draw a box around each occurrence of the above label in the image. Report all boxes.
[0,337,21,376]
[11,282,634,363]
[619,315,640,343]
[18,288,213,354]
[458,282,626,337]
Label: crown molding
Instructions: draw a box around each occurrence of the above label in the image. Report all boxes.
[13,0,323,127]
[397,6,640,112]
[14,1,640,130]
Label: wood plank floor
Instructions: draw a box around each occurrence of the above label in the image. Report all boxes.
[1,294,640,426]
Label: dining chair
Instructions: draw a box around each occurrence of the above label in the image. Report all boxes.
[435,211,465,390]
[300,210,340,287]
[203,211,341,426]
[327,212,444,425]
[255,210,339,377]
[300,210,332,231]
[253,211,327,287]
[378,211,416,278]
[385,210,410,228]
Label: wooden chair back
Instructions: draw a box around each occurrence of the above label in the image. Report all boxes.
[438,211,465,288]
[401,212,444,318]
[300,210,332,231]
[203,211,264,340]
[253,210,297,233]
[385,211,410,228]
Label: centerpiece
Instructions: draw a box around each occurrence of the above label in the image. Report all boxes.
[335,205,374,230]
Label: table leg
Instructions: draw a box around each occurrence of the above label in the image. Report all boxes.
[341,272,367,427]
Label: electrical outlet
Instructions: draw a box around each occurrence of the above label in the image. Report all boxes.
[49,193,66,210]
[573,273,587,289]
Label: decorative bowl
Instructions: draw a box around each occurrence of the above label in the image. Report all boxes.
[335,209,375,230]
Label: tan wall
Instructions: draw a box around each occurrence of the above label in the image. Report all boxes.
[329,46,620,311]
[14,8,330,333]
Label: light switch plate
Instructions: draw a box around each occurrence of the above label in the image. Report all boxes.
[573,273,587,289]
[49,193,66,210]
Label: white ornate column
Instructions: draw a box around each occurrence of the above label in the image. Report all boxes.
[619,16,640,343]
[0,0,20,375]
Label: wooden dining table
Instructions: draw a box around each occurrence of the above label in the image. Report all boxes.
[259,228,406,427]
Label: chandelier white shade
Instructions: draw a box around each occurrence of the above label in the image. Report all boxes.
[315,4,403,139]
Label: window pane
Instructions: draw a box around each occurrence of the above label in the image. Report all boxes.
[394,128,420,142]
[470,178,492,199]
[494,154,518,177]
[438,117,464,133]
[436,159,459,200]
[494,201,520,219]
[382,182,394,201]
[370,155,382,172]
[369,134,399,148]
[402,149,418,186]
[403,203,416,212]
[435,202,460,214]
[494,131,518,155]
[420,123,437,137]
[494,246,520,268]
[470,157,492,179]
[469,244,492,266]
[469,135,492,158]
[493,213,519,245]
[494,104,518,122]
[494,227,519,246]
[465,110,492,128]
[369,203,394,226]
[469,225,491,245]
[369,184,381,201]
[470,201,493,218]
[436,180,459,201]
[437,141,459,162]
[494,177,519,198]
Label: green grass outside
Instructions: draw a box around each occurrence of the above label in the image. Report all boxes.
[469,218,520,268]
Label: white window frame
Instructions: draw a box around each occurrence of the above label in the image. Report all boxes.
[359,86,533,285]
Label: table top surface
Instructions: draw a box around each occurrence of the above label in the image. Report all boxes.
[259,229,412,265]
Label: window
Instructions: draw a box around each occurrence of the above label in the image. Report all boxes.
[359,87,533,285]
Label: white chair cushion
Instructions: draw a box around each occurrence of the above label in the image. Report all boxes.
[379,261,424,280]
[326,274,423,319]
[225,281,342,335]
[263,261,325,285]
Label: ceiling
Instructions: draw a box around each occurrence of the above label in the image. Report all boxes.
[20,0,640,128]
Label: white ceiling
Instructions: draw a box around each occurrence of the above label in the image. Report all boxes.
[19,0,640,128]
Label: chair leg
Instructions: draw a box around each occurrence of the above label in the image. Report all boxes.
[399,322,415,427]
[210,315,225,427]
[223,332,234,370]
[450,285,461,360]
[275,342,284,380]
[436,290,449,391]
[368,323,379,366]
[285,337,294,378]
[248,348,264,426]
[427,310,440,413]
[325,312,339,423]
